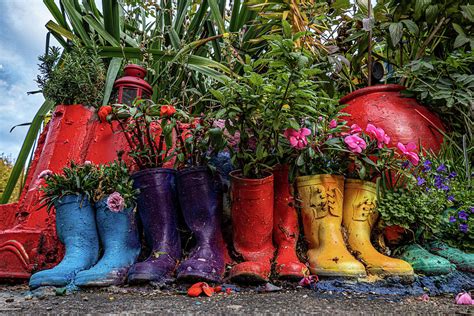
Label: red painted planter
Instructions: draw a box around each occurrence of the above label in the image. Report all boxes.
[229,171,275,282]
[339,84,445,152]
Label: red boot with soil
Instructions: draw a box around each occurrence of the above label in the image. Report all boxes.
[273,165,309,279]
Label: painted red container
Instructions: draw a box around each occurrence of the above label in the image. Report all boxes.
[339,84,445,152]
[229,171,275,281]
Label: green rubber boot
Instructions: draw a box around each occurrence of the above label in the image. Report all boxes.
[426,241,474,273]
[398,244,456,276]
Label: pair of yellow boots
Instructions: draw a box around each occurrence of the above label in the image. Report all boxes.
[297,175,413,279]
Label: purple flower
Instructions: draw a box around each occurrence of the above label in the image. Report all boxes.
[471,207,474,213]
[448,172,457,179]
[434,175,445,189]
[422,160,432,172]
[436,164,447,173]
[107,192,125,212]
[458,210,468,221]
[449,216,457,223]
[447,195,455,202]
[459,224,468,233]
[416,176,426,186]
[441,184,450,191]
[401,161,410,168]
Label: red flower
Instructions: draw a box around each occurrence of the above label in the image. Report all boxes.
[160,105,176,117]
[98,105,112,122]
[187,282,214,297]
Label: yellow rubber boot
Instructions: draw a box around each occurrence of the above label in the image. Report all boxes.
[296,175,366,278]
[342,179,414,279]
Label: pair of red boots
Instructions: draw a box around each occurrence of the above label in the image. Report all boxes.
[229,165,308,283]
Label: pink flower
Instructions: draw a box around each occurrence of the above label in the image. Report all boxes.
[284,128,311,149]
[350,124,362,134]
[329,119,337,129]
[344,135,367,153]
[107,192,125,212]
[84,160,92,165]
[366,124,390,148]
[455,292,473,305]
[318,116,323,121]
[299,275,318,287]
[419,294,430,302]
[38,169,53,180]
[397,142,419,166]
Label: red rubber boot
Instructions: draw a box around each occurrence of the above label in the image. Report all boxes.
[229,171,275,284]
[273,165,309,279]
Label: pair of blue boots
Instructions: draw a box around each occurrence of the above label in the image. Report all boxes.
[29,195,141,289]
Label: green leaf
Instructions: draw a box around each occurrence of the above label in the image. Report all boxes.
[209,0,225,34]
[401,20,419,35]
[102,57,122,105]
[1,100,55,204]
[454,34,470,48]
[389,22,403,46]
[461,5,474,22]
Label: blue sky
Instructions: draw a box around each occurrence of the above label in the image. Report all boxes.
[0,1,54,159]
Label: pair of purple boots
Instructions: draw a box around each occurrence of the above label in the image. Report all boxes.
[128,167,226,284]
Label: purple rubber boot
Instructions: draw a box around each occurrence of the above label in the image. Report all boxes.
[127,168,181,284]
[176,167,225,283]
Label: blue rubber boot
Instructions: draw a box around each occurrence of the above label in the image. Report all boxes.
[74,197,141,287]
[29,195,99,289]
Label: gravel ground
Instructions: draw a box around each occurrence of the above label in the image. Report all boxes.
[0,284,473,315]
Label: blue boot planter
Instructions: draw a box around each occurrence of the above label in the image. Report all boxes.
[74,197,141,287]
[176,167,226,283]
[29,195,99,289]
[127,168,182,284]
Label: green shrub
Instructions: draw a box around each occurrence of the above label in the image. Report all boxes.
[36,46,106,107]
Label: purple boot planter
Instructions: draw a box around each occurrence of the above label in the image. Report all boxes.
[127,168,181,284]
[176,167,225,283]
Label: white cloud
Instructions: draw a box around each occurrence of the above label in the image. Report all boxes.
[0,0,52,157]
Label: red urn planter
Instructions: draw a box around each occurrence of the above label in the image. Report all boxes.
[339,84,445,152]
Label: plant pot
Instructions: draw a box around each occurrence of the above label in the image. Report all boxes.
[339,84,445,152]
[296,174,366,278]
[29,194,99,288]
[127,168,181,284]
[272,164,308,279]
[229,170,275,283]
[175,166,226,283]
[74,196,140,287]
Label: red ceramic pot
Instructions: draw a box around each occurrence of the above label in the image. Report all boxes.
[339,84,445,152]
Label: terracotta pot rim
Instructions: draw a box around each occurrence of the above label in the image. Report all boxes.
[339,84,406,105]
[131,167,176,180]
[229,170,273,185]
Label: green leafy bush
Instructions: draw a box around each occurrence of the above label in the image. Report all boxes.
[36,46,106,107]
[39,162,99,211]
[399,52,474,139]
[94,158,138,208]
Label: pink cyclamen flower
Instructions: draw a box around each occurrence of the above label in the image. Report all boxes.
[329,119,337,129]
[397,142,420,166]
[299,275,318,287]
[455,292,473,305]
[107,192,125,212]
[344,135,367,153]
[350,124,362,134]
[284,128,311,149]
[366,124,390,148]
